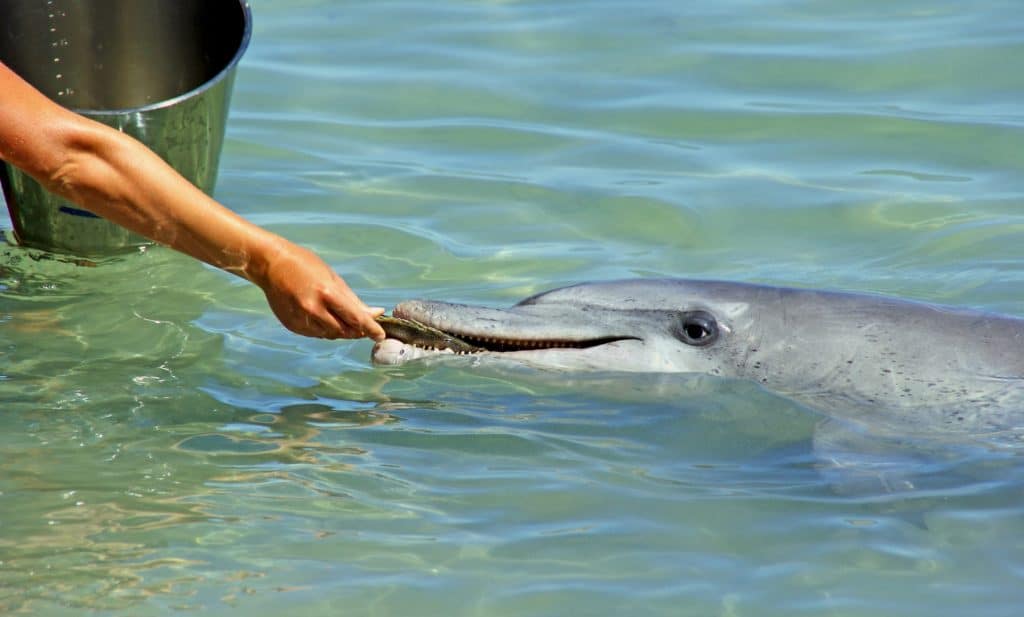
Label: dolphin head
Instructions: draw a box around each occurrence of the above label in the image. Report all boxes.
[372,279,761,373]
[374,278,1024,441]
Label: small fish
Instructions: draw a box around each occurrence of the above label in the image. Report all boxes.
[376,315,484,354]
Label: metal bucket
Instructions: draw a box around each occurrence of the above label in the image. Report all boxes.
[0,0,252,255]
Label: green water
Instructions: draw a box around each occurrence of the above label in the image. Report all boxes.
[3,0,1024,614]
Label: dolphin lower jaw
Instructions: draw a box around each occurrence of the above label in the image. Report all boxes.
[424,332,639,353]
[371,325,642,365]
[371,337,650,368]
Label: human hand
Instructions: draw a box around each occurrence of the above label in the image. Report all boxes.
[255,241,386,341]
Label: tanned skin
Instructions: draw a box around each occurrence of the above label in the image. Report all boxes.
[0,61,385,341]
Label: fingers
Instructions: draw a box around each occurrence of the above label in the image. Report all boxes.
[255,243,387,341]
[266,288,383,340]
[365,306,387,341]
[291,308,366,341]
[322,298,386,341]
[306,272,379,337]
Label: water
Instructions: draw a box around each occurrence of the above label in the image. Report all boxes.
[2,0,1024,614]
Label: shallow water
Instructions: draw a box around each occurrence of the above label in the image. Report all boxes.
[2,0,1024,614]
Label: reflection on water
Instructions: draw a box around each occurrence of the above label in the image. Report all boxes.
[2,0,1024,614]
[0,385,403,612]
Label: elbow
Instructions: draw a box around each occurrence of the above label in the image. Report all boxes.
[43,151,83,199]
[38,120,122,206]
[32,118,172,241]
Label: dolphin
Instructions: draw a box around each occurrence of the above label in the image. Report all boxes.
[373,279,1024,445]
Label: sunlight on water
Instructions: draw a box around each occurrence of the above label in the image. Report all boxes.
[2,0,1024,614]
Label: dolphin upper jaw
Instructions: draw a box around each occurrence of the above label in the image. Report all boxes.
[390,300,638,343]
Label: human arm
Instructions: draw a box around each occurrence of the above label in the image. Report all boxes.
[0,61,385,340]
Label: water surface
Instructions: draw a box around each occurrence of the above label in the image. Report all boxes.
[2,0,1024,614]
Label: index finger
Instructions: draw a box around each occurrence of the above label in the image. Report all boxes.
[363,307,387,341]
[326,294,387,341]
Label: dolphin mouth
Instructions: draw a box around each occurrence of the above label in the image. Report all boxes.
[382,311,634,354]
[372,299,642,366]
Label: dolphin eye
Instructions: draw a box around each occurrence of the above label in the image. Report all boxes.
[675,311,719,347]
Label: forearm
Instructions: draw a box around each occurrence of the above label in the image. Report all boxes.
[38,116,281,284]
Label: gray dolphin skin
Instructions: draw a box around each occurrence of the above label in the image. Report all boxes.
[373,278,1024,441]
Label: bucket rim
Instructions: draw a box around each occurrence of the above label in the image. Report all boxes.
[72,0,252,117]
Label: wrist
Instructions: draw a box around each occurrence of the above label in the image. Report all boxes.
[238,231,291,290]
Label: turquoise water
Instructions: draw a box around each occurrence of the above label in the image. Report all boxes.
[3,0,1024,614]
